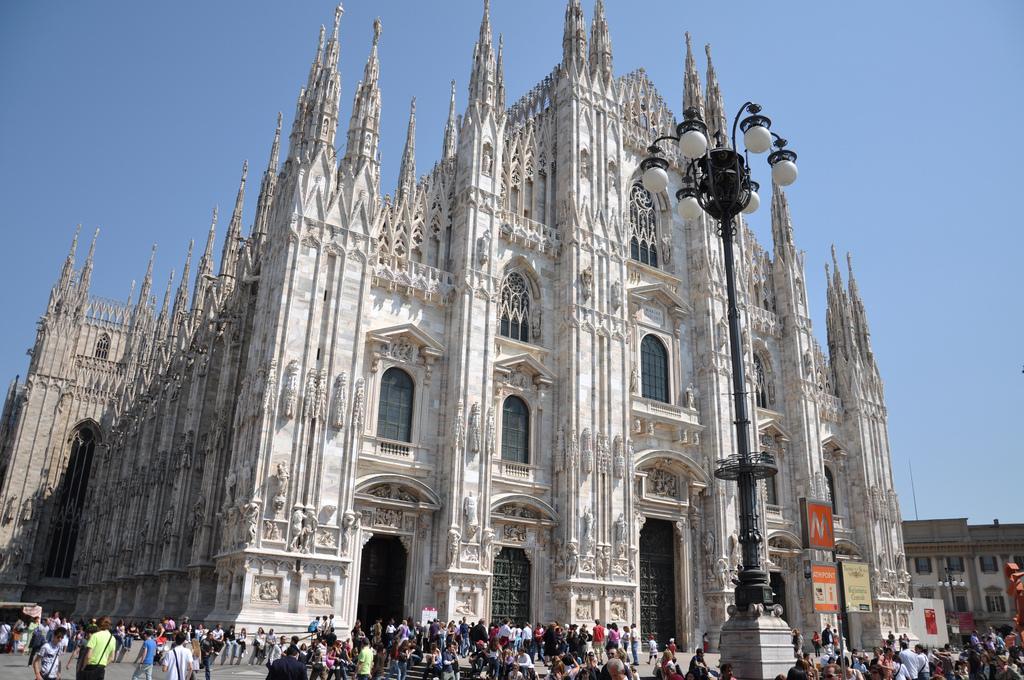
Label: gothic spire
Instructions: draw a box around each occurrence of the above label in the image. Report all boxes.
[80,227,99,291]
[341,18,383,177]
[221,160,247,278]
[496,34,506,110]
[252,113,282,245]
[138,244,157,309]
[193,206,217,310]
[770,183,794,258]
[562,0,587,74]
[825,245,853,361]
[156,269,174,340]
[59,225,81,289]
[468,0,497,109]
[171,240,193,334]
[705,43,727,142]
[588,0,613,83]
[683,33,704,118]
[288,4,344,165]
[397,98,417,203]
[442,80,458,160]
[846,252,874,361]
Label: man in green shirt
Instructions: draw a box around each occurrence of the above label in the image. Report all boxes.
[84,617,116,679]
[356,640,374,680]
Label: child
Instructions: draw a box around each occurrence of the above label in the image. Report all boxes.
[647,634,659,664]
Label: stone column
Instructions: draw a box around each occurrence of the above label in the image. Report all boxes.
[676,517,692,648]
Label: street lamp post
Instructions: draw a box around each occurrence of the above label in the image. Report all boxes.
[641,103,799,678]
[937,564,966,642]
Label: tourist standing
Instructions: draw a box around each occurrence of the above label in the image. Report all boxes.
[592,621,605,663]
[82,617,116,680]
[268,644,307,680]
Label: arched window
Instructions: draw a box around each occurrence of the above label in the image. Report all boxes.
[640,335,670,403]
[753,355,769,409]
[45,424,98,578]
[499,272,531,342]
[94,334,110,360]
[501,396,530,463]
[629,182,659,268]
[824,466,837,512]
[376,368,414,442]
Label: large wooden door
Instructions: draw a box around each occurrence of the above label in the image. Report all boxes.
[357,535,407,624]
[491,547,531,624]
[640,518,677,643]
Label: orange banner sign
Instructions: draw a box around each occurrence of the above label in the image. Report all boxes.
[801,498,835,550]
[812,564,840,612]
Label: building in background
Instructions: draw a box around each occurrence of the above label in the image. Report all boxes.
[903,518,1024,640]
[0,1,912,647]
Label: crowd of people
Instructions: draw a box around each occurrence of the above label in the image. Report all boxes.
[2,611,1023,680]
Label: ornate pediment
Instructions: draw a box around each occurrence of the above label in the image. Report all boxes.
[493,353,554,389]
[366,323,444,369]
[628,283,690,325]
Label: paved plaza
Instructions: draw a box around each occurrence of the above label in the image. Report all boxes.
[0,650,720,680]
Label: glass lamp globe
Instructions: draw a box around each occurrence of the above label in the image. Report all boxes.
[744,125,772,154]
[642,165,669,194]
[677,195,703,220]
[771,159,798,186]
[679,130,708,159]
[742,189,760,214]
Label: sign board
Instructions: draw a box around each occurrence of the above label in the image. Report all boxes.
[421,607,438,626]
[957,612,975,632]
[800,498,835,550]
[812,563,840,612]
[842,562,872,612]
[924,608,938,635]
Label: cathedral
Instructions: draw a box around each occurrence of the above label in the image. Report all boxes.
[0,0,913,650]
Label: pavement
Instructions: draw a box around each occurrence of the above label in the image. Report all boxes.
[0,651,723,680]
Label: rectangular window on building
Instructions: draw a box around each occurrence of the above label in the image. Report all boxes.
[980,556,999,573]
[947,556,965,572]
[954,594,969,612]
[986,594,1006,613]
[915,557,932,574]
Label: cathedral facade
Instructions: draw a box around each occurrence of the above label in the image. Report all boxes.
[0,1,912,649]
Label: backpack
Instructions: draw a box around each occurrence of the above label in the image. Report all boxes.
[30,626,46,650]
[308,621,319,633]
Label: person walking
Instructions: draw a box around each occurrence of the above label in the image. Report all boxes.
[822,625,835,657]
[356,640,374,680]
[163,633,195,680]
[647,635,659,665]
[129,629,158,680]
[200,631,218,680]
[32,626,66,680]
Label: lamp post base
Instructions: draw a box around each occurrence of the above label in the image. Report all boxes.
[717,603,794,680]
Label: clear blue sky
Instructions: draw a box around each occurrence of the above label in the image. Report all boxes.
[1,1,1020,523]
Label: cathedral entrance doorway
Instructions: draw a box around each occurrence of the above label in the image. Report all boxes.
[357,535,407,624]
[770,571,788,614]
[491,547,530,624]
[639,518,677,644]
